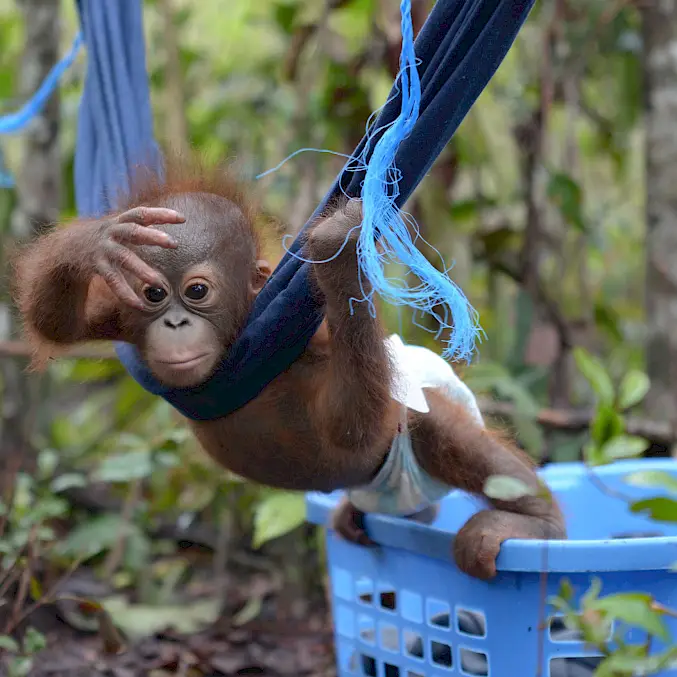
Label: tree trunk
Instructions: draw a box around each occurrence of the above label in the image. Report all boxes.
[0,0,61,477]
[643,1,677,433]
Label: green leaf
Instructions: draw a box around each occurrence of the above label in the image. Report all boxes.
[29,577,42,602]
[590,405,624,448]
[559,578,575,603]
[483,476,536,502]
[252,491,306,549]
[233,595,263,627]
[617,370,650,410]
[583,442,606,467]
[594,302,623,344]
[56,514,133,559]
[591,592,670,642]
[625,470,677,494]
[547,172,586,232]
[0,635,19,652]
[102,596,221,639]
[597,647,677,677]
[22,627,46,654]
[93,449,152,483]
[36,449,58,480]
[50,473,88,493]
[600,435,647,461]
[630,497,677,523]
[581,577,602,607]
[573,348,615,405]
[7,656,33,677]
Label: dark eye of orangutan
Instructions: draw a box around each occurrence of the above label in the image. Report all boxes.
[184,283,209,301]
[144,286,167,304]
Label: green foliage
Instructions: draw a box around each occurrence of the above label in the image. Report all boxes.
[573,348,650,466]
[550,578,677,677]
[253,491,307,549]
[547,171,586,232]
[617,370,650,410]
[574,348,615,407]
[0,627,47,677]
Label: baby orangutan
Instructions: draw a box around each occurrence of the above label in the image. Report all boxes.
[12,160,565,580]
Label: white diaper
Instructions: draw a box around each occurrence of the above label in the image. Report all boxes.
[345,334,483,516]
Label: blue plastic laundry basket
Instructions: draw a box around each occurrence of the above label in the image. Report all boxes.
[306,459,677,677]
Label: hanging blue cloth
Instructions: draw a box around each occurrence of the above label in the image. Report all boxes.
[74,0,160,217]
[75,0,535,421]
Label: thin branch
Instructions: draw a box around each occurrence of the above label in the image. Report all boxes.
[489,257,575,349]
[480,398,675,446]
[157,0,190,155]
[0,340,116,360]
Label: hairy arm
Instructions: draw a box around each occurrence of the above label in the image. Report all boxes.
[12,207,184,360]
[305,201,399,461]
[14,223,114,347]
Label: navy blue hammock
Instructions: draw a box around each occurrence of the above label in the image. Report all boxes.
[6,0,536,421]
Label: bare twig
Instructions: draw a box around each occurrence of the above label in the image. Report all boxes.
[0,340,116,361]
[5,556,85,634]
[157,0,190,155]
[480,398,675,446]
[102,478,143,579]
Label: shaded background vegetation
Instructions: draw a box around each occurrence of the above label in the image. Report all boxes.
[0,0,676,675]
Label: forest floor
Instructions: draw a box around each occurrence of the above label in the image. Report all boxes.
[4,558,337,677]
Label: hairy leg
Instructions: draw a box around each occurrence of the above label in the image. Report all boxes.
[305,200,399,461]
[411,388,566,580]
[330,495,440,546]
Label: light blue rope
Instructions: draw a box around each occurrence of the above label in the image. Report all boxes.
[0,32,83,187]
[0,32,82,134]
[260,0,482,362]
[0,148,12,188]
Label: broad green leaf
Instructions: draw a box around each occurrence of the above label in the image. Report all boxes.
[617,370,650,410]
[22,627,46,654]
[573,347,614,405]
[600,649,677,677]
[583,442,606,467]
[122,530,151,573]
[252,491,306,549]
[93,449,152,483]
[36,449,58,480]
[7,657,33,677]
[594,302,623,344]
[630,497,677,523]
[591,405,624,448]
[56,514,133,559]
[625,470,677,494]
[547,172,586,232]
[591,592,670,642]
[50,473,88,493]
[483,476,536,502]
[0,635,19,652]
[102,596,222,639]
[601,435,647,461]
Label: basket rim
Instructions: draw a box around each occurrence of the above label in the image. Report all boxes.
[305,459,677,573]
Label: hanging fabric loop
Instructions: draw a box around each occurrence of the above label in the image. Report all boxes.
[73,0,536,421]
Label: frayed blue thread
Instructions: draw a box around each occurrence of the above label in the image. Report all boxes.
[258,0,483,361]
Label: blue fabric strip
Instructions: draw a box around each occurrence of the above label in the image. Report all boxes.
[75,0,535,421]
